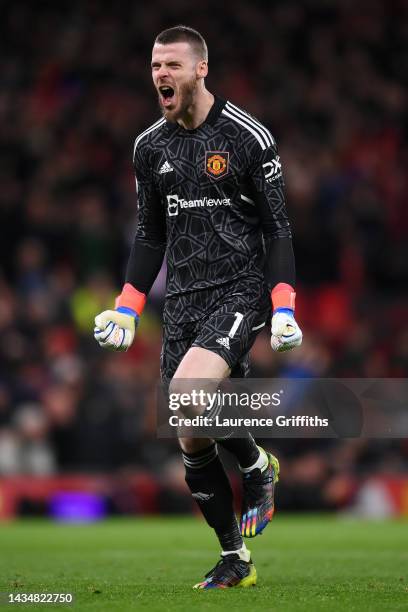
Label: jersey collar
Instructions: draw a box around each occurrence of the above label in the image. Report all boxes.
[206,95,226,126]
[165,95,226,133]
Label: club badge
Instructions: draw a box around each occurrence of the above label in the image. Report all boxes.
[205,152,229,179]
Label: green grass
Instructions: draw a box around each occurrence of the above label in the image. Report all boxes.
[0,515,407,611]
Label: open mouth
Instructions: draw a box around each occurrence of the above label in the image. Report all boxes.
[159,85,175,108]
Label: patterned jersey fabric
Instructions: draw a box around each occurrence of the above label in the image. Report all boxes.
[132,96,292,324]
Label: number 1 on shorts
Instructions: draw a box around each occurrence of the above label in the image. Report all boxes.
[228,312,244,338]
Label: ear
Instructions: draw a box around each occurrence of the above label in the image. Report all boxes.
[196,60,208,79]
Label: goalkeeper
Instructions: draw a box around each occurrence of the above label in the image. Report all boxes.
[94,25,302,589]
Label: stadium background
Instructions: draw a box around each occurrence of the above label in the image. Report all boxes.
[0,0,407,520]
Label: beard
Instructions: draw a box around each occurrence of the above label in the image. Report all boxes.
[158,75,197,122]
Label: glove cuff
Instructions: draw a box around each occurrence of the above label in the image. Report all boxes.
[117,306,139,319]
[274,307,294,316]
[115,283,146,316]
[271,283,296,312]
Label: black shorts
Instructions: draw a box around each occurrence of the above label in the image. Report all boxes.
[160,281,271,382]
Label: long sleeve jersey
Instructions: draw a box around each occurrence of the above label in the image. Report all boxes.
[126,96,295,311]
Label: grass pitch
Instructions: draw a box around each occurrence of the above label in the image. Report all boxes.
[0,515,406,611]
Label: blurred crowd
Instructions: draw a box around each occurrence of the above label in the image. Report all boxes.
[0,1,407,510]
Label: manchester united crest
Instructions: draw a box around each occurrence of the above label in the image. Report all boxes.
[205,151,229,179]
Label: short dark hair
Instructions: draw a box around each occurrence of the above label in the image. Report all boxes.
[154,25,208,61]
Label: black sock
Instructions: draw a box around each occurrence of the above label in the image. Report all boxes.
[183,443,243,551]
[217,433,260,469]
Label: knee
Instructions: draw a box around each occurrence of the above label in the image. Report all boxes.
[168,377,203,417]
[179,437,214,454]
[168,377,187,400]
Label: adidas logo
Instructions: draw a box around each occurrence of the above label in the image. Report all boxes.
[216,337,230,350]
[192,492,214,501]
[159,160,174,174]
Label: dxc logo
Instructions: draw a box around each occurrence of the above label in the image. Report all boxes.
[262,156,282,182]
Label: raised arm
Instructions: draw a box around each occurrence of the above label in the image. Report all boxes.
[94,139,166,352]
[248,135,302,352]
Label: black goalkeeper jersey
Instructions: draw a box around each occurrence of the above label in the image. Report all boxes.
[128,96,293,323]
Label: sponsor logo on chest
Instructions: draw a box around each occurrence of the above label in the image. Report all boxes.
[167,194,231,216]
